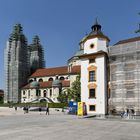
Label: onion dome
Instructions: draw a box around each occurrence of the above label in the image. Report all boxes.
[30,81,40,88]
[52,77,62,88]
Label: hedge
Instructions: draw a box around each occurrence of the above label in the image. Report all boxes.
[0,102,68,108]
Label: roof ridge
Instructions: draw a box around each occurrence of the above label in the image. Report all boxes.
[114,36,140,45]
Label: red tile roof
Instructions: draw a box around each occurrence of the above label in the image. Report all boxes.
[22,80,70,89]
[30,65,81,78]
[115,36,140,45]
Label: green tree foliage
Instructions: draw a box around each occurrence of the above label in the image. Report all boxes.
[68,75,81,102]
[57,91,68,103]
[57,75,81,103]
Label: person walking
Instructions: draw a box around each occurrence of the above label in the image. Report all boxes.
[23,106,26,114]
[15,106,17,111]
[131,109,135,119]
[120,110,124,118]
[46,107,49,115]
[126,109,130,119]
[39,107,42,115]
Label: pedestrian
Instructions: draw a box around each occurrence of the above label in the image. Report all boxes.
[39,107,42,115]
[15,106,17,111]
[120,111,124,118]
[23,106,26,114]
[26,107,29,113]
[131,109,135,119]
[46,107,49,115]
[126,109,129,119]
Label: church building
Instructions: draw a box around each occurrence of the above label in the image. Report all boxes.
[4,20,140,115]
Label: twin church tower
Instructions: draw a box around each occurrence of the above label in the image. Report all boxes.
[4,24,45,103]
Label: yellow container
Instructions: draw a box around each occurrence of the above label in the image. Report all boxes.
[77,102,84,116]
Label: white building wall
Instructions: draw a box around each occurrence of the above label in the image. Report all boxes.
[68,58,81,67]
[96,56,107,114]
[97,39,108,52]
[81,59,89,103]
[21,89,37,103]
[69,74,78,87]
[52,88,59,102]
[84,38,107,54]
[81,56,107,115]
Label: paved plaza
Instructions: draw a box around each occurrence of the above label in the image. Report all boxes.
[0,107,140,140]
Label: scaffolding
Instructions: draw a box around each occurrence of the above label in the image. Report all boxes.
[109,41,140,114]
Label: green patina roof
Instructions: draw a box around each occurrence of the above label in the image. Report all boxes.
[52,79,62,87]
[30,81,40,88]
[74,50,84,56]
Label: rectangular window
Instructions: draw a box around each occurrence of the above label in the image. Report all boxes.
[36,89,40,96]
[36,90,38,96]
[89,89,96,98]
[89,71,96,82]
[89,59,95,63]
[50,89,52,97]
[28,90,30,97]
[89,105,96,111]
[38,90,41,96]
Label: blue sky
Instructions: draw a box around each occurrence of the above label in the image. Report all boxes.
[0,0,140,89]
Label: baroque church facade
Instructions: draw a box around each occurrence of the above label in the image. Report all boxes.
[4,21,140,115]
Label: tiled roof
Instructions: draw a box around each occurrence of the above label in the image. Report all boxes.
[114,36,140,45]
[22,80,70,89]
[30,65,81,78]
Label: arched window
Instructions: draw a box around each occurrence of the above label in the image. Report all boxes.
[43,90,47,97]
[23,91,26,95]
[59,77,65,80]
[36,90,41,96]
[50,89,52,97]
[29,79,33,83]
[38,90,41,96]
[39,78,43,82]
[48,78,53,81]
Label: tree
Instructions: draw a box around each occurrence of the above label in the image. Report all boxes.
[57,91,68,103]
[57,75,81,103]
[68,75,81,102]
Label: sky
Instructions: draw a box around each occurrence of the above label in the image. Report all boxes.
[0,0,140,89]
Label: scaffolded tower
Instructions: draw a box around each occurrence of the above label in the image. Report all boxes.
[109,37,140,114]
[4,24,29,103]
[29,35,45,73]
